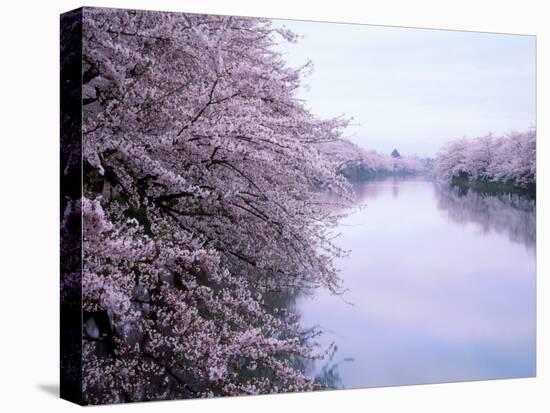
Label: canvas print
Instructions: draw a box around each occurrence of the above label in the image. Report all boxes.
[60,6,536,405]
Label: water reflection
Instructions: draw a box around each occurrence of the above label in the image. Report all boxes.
[350,175,426,201]
[263,288,345,390]
[312,347,353,389]
[435,186,536,250]
[299,177,536,389]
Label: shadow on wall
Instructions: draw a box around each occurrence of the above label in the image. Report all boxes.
[36,383,59,398]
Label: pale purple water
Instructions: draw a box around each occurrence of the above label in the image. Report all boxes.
[301,177,536,388]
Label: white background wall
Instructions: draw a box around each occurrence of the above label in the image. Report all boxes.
[0,0,547,411]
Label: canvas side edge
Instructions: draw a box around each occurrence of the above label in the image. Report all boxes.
[60,7,85,406]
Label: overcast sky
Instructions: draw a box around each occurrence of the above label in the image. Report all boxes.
[273,20,536,157]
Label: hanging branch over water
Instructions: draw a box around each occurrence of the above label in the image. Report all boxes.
[71,8,352,404]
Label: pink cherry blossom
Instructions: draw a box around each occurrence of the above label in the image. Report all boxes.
[64,7,353,404]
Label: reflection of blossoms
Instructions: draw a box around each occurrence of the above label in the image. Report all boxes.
[436,186,535,249]
[72,8,351,404]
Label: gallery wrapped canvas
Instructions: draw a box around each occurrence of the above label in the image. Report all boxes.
[60,6,536,405]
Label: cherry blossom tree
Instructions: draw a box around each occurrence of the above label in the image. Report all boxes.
[433,129,536,190]
[72,7,352,404]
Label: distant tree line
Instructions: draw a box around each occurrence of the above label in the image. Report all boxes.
[319,139,428,180]
[434,129,535,191]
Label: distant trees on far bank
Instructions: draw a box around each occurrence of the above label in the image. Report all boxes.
[320,139,428,180]
[434,129,536,190]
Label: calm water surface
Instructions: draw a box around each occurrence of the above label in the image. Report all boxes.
[301,177,536,388]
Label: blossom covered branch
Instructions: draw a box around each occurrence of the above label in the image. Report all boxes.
[70,8,352,404]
